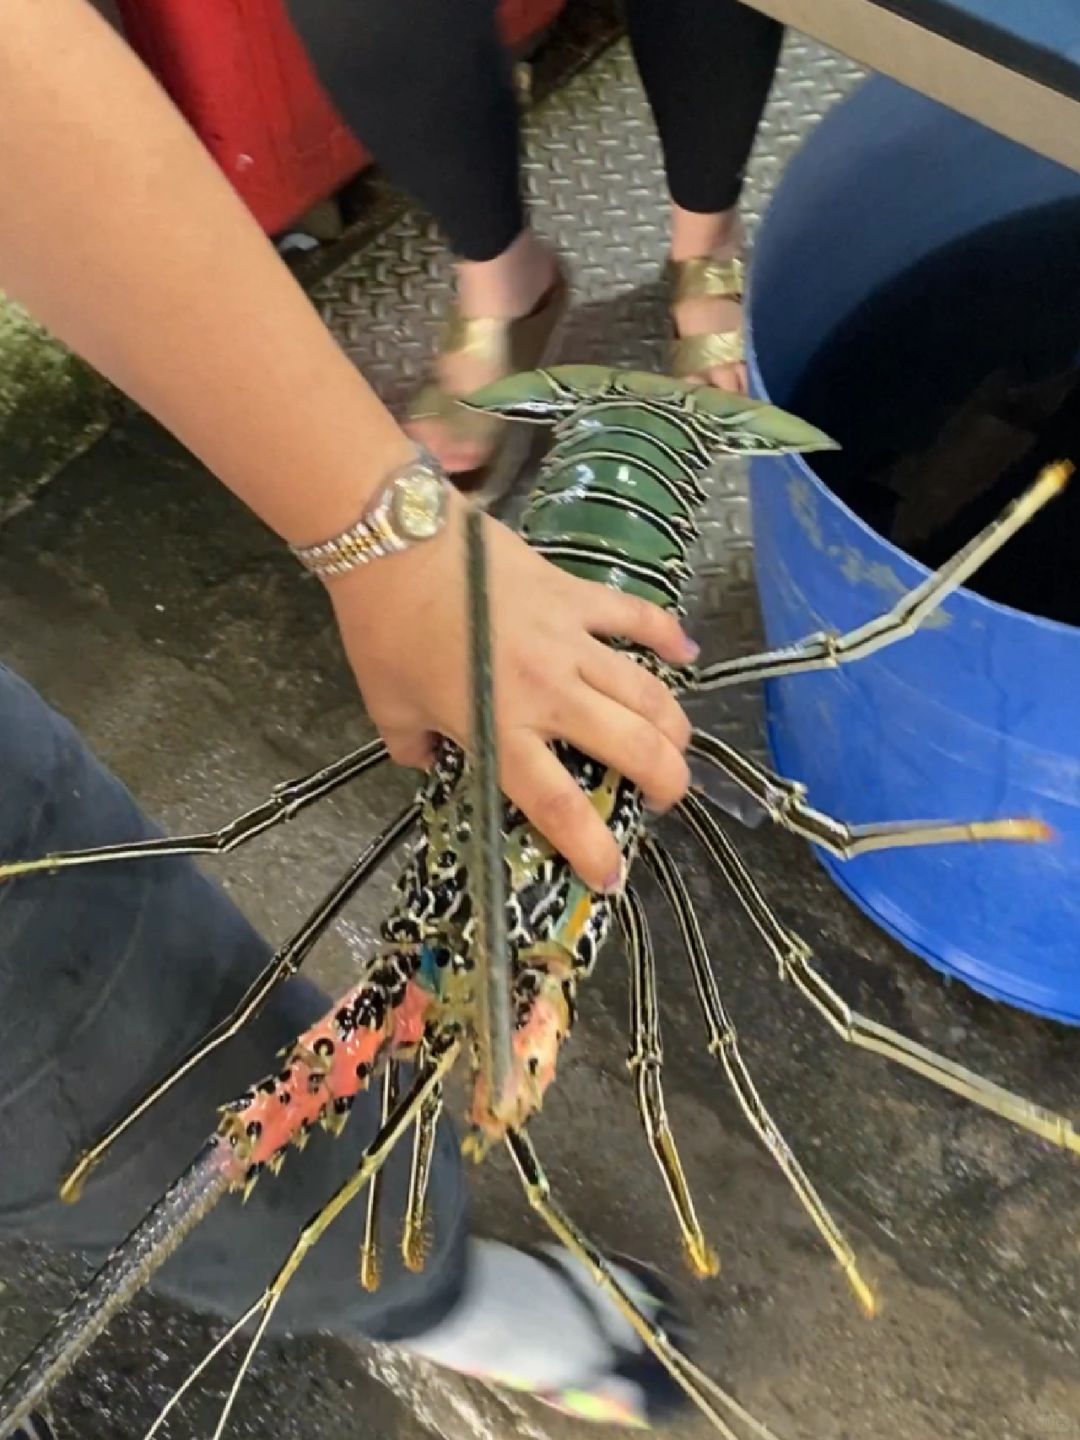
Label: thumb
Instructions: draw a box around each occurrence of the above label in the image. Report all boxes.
[383,727,438,772]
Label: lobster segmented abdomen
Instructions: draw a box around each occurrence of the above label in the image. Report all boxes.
[522,402,712,612]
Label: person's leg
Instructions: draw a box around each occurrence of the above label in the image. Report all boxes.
[0,664,689,1427]
[284,0,560,476]
[286,0,520,265]
[0,660,466,1340]
[625,0,784,391]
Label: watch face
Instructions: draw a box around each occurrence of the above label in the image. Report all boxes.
[391,469,448,541]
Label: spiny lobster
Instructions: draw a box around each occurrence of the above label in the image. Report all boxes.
[0,367,1075,1440]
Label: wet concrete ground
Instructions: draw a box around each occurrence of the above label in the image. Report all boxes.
[2,394,1080,1440]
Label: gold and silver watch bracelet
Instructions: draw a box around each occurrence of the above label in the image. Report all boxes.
[289,446,450,581]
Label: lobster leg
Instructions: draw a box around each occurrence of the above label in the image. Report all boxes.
[689,462,1068,692]
[402,1058,444,1272]
[0,739,389,883]
[505,1127,778,1440]
[359,1060,402,1291]
[677,791,1080,1157]
[61,804,421,1202]
[151,1045,459,1440]
[688,731,1050,858]
[615,888,718,1279]
[641,836,876,1316]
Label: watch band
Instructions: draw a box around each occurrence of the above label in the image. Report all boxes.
[289,447,449,580]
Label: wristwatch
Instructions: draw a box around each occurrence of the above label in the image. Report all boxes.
[290,447,450,580]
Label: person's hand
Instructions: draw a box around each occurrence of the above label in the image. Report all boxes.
[327,491,697,891]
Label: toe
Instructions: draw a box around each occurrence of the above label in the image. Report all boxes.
[704,361,748,394]
[404,415,492,475]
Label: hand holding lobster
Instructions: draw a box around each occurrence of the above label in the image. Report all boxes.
[329,491,698,892]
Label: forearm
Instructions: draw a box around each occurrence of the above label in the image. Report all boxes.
[0,0,411,546]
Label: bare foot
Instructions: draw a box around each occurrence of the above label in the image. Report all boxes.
[669,203,747,395]
[406,230,559,474]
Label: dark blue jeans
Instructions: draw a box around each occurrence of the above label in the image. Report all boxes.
[0,663,466,1342]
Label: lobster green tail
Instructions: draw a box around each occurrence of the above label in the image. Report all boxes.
[462,367,837,608]
[462,366,838,451]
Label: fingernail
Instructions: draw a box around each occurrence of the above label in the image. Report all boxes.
[601,857,628,895]
[680,635,700,662]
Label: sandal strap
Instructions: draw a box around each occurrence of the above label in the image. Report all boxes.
[671,328,745,377]
[442,312,513,366]
[407,379,503,441]
[442,269,569,367]
[405,268,569,505]
[669,255,745,303]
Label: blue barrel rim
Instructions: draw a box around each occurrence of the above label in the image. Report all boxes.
[745,282,1080,646]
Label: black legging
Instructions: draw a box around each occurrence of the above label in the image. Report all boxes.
[286,0,784,261]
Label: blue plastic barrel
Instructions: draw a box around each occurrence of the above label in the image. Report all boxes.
[746,77,1080,1023]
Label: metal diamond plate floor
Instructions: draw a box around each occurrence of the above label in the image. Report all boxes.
[313,34,864,764]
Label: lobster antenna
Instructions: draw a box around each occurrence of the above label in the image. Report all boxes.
[464,506,515,1123]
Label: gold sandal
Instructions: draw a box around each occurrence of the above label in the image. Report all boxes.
[668,255,745,381]
[407,265,570,510]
